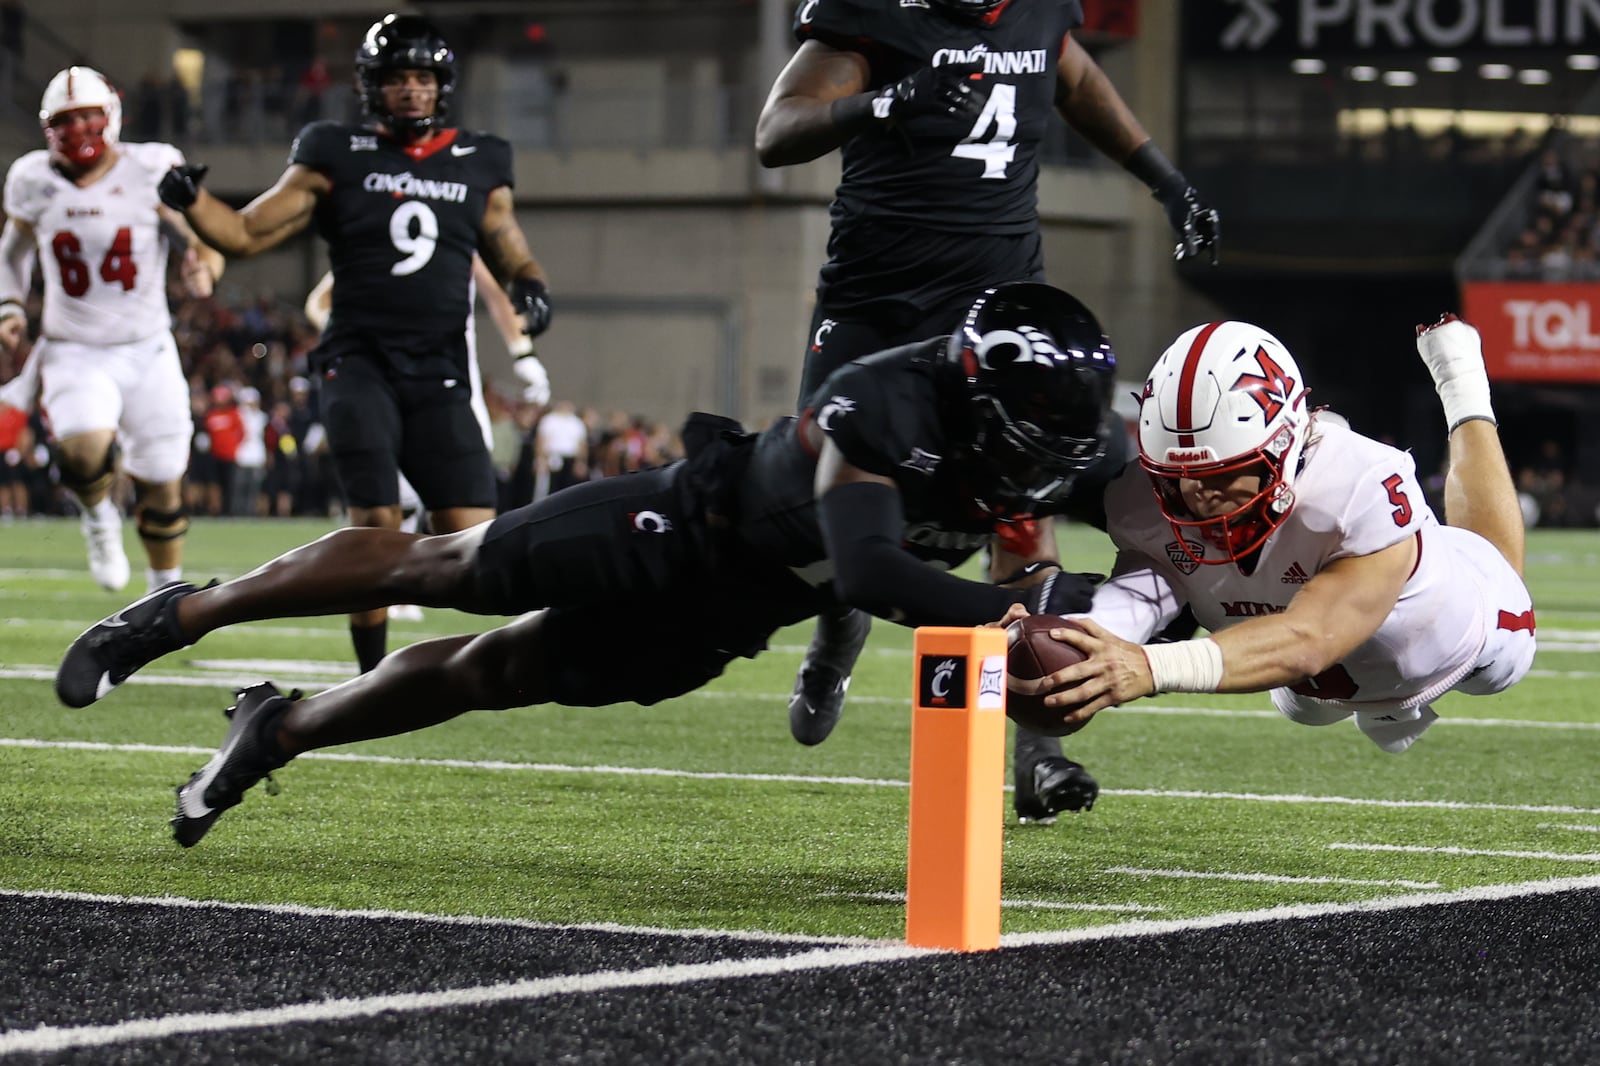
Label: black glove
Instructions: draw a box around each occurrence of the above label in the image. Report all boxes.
[511,277,552,338]
[158,164,209,210]
[1152,173,1221,265]
[1025,569,1103,617]
[875,60,988,124]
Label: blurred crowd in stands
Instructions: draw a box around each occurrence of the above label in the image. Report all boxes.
[0,276,683,523]
[1498,144,1600,282]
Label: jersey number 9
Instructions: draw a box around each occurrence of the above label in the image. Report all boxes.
[389,201,439,277]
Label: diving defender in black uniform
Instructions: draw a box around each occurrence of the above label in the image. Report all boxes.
[756,0,1218,817]
[57,283,1125,848]
[155,14,554,675]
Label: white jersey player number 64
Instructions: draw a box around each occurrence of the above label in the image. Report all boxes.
[952,82,1017,180]
[389,200,438,276]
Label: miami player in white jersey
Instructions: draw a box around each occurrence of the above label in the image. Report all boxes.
[1007,314,1534,753]
[0,67,223,592]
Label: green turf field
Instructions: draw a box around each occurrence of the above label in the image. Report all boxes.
[2,517,1597,939]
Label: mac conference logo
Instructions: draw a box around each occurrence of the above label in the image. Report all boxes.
[918,656,966,708]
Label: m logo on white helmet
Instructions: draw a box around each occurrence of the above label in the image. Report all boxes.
[1232,347,1297,423]
[974,324,1062,369]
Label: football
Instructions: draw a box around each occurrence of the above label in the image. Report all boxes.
[1005,613,1091,737]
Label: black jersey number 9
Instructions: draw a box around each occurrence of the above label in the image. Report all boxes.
[389,201,439,276]
[952,82,1017,180]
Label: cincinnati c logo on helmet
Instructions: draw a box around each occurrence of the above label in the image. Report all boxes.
[1232,347,1296,422]
[975,325,1062,370]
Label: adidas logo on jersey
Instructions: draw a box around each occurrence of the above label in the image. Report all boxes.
[1281,562,1311,584]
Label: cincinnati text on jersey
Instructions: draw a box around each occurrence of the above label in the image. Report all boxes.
[362,172,469,203]
[932,46,1051,75]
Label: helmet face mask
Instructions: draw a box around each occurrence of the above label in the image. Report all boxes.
[355,14,456,135]
[946,283,1117,518]
[1137,321,1311,565]
[39,67,121,169]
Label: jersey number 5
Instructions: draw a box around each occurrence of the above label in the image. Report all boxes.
[951,83,1017,180]
[389,201,439,276]
[52,227,137,297]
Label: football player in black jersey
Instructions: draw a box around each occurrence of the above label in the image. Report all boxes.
[755,0,1217,817]
[56,282,1123,847]
[153,14,554,675]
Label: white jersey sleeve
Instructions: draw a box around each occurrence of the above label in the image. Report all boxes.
[3,150,52,225]
[22,142,184,345]
[1085,548,1183,644]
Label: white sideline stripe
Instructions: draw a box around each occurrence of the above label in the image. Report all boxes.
[0,887,879,947]
[1104,866,1440,889]
[1327,843,1600,862]
[8,737,1600,815]
[11,666,1600,730]
[1000,874,1600,948]
[824,890,1161,914]
[16,877,1598,1055]
[0,943,930,1057]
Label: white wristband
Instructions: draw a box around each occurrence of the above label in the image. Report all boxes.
[1142,638,1224,694]
[509,335,535,358]
[0,299,24,321]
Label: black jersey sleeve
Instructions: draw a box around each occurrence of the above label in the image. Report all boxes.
[794,0,874,50]
[811,367,904,477]
[467,131,515,191]
[288,121,347,172]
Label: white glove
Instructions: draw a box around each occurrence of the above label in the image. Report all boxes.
[513,352,551,406]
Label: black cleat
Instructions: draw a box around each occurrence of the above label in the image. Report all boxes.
[1013,756,1099,824]
[788,607,872,746]
[55,581,203,708]
[172,682,296,848]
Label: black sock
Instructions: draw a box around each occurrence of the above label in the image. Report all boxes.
[350,620,387,674]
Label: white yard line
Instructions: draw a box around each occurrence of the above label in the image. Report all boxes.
[1327,842,1600,862]
[6,737,1600,815]
[8,665,1600,725]
[823,890,1162,914]
[1103,866,1439,889]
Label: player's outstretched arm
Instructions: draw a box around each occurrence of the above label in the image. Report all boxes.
[1055,37,1220,263]
[755,40,873,167]
[158,204,225,298]
[0,217,35,354]
[160,163,326,259]
[1038,538,1417,726]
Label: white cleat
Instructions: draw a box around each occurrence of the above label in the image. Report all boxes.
[388,604,424,622]
[81,510,131,592]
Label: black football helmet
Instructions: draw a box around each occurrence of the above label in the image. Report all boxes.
[355,14,456,134]
[927,0,1010,15]
[943,282,1118,517]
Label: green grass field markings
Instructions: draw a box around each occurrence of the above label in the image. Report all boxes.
[6,737,1600,815]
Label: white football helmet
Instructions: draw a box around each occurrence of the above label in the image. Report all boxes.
[39,66,122,168]
[1137,320,1311,565]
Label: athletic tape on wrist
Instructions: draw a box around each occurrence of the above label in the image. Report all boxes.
[509,336,535,357]
[1142,638,1224,694]
[0,299,24,321]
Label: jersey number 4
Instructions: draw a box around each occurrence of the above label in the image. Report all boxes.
[952,83,1017,180]
[52,228,137,297]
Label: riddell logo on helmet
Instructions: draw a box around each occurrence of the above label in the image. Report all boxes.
[1164,449,1213,464]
